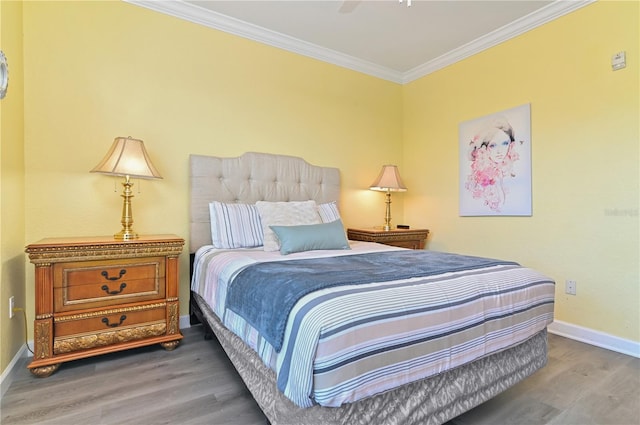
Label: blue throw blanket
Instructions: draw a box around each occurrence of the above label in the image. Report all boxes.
[225,250,518,352]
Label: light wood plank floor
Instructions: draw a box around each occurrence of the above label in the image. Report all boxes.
[1,327,638,425]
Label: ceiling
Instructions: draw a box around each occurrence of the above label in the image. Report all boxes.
[126,0,591,84]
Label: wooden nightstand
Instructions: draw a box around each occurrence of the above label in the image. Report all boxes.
[347,228,430,250]
[25,234,184,377]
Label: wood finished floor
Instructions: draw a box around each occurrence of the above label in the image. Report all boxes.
[1,327,638,425]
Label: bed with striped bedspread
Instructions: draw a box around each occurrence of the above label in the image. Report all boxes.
[191,241,554,408]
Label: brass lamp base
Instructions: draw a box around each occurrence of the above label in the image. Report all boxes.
[114,230,139,240]
[382,190,393,231]
[114,175,139,240]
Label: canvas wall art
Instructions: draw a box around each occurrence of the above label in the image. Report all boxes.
[459,103,532,216]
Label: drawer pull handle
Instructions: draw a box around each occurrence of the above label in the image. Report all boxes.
[101,283,127,295]
[102,315,127,328]
[101,269,126,281]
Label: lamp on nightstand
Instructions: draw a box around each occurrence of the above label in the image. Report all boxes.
[90,136,162,240]
[370,165,407,231]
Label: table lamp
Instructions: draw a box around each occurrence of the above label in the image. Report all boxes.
[90,136,162,240]
[369,165,407,231]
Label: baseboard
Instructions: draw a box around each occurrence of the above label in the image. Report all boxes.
[179,314,191,329]
[548,320,640,358]
[0,344,29,398]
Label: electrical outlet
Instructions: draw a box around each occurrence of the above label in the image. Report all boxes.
[565,280,577,296]
[9,296,15,318]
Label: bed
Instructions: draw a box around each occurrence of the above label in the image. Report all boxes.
[189,152,554,425]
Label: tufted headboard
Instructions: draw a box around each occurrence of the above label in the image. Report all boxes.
[189,152,341,253]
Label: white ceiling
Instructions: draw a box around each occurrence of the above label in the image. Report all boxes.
[127,0,592,84]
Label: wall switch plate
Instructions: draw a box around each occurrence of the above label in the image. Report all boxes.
[612,51,626,71]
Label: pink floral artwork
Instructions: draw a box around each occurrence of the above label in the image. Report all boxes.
[459,104,532,216]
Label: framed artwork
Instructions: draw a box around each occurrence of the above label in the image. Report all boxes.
[459,103,532,216]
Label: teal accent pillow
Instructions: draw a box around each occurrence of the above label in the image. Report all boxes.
[270,219,351,255]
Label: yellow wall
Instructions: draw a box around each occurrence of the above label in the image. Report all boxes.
[20,0,403,350]
[403,1,639,342]
[2,0,638,379]
[0,0,26,376]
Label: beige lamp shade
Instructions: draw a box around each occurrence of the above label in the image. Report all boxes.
[369,165,407,192]
[91,136,162,179]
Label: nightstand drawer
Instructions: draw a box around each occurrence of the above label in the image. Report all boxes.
[53,303,167,354]
[53,257,165,311]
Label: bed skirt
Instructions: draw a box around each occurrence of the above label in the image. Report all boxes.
[192,292,548,425]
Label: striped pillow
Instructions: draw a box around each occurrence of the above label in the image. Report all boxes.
[318,201,341,223]
[209,202,264,249]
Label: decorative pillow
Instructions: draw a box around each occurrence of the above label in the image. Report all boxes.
[270,219,351,255]
[209,202,263,249]
[318,201,341,223]
[256,200,321,251]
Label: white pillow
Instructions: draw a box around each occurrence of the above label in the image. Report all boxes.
[256,200,322,251]
[209,202,264,249]
[318,201,341,223]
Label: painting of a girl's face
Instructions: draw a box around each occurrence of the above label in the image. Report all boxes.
[459,103,531,216]
[486,130,512,163]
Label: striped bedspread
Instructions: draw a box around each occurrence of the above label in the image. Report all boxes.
[191,242,555,408]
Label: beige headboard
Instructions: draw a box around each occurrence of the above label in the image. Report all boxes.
[189,152,341,253]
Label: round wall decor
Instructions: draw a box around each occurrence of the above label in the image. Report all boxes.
[0,51,8,99]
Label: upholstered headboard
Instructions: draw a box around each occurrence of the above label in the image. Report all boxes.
[189,152,341,253]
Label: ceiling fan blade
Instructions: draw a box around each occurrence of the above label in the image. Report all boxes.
[338,0,361,14]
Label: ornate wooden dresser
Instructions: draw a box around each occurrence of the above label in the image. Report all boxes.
[25,234,184,377]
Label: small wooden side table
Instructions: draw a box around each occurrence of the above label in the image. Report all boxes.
[347,228,430,250]
[25,234,184,377]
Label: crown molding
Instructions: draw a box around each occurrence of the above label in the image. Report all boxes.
[125,0,594,85]
[402,0,595,83]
